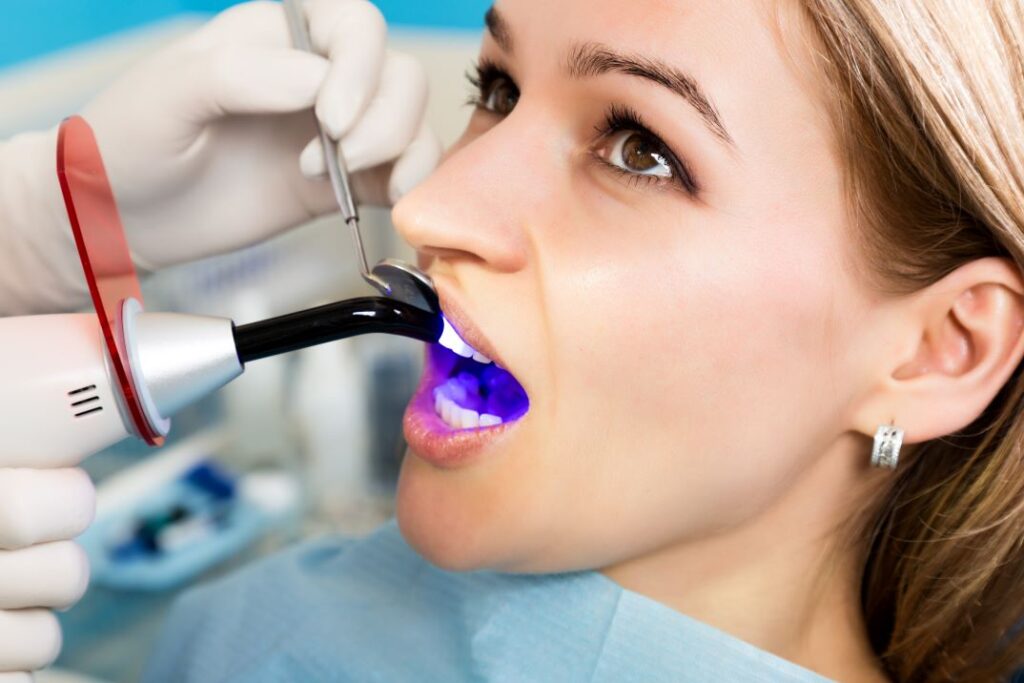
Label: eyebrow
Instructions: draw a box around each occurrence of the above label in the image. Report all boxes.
[483,7,735,149]
[566,42,735,148]
[484,6,513,53]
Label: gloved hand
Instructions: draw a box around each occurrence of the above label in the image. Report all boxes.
[0,0,440,315]
[0,0,438,674]
[0,467,94,678]
[84,0,440,271]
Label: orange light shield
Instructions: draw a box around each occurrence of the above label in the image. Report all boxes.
[57,115,163,446]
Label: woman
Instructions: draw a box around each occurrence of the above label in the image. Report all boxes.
[145,0,1024,681]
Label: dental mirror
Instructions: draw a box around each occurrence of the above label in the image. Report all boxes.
[283,0,439,316]
[372,259,438,314]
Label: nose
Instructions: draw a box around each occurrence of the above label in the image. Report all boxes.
[392,115,544,274]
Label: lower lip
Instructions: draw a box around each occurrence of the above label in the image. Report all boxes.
[402,351,520,468]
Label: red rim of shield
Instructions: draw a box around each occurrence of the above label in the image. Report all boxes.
[56,116,163,446]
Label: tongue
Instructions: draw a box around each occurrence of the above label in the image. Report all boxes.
[440,364,529,421]
[479,364,529,418]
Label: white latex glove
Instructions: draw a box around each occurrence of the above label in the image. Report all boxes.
[0,468,94,677]
[86,0,441,271]
[0,0,440,314]
[0,0,435,670]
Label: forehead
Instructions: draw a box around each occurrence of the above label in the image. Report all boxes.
[505,0,765,56]
[492,0,832,160]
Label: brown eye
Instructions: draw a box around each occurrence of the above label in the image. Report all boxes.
[604,130,674,178]
[483,77,519,116]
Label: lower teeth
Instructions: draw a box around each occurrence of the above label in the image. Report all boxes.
[434,388,503,430]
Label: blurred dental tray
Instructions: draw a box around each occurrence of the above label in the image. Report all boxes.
[78,432,299,591]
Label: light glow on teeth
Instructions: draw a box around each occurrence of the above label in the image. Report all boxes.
[433,388,503,430]
[479,414,502,427]
[439,317,492,364]
[460,409,480,429]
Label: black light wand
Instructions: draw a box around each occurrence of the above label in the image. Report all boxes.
[233,297,443,365]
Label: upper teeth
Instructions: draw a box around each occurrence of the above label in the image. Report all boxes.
[439,318,492,364]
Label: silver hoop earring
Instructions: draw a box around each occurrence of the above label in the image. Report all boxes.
[871,422,904,470]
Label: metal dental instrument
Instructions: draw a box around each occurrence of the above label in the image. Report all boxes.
[283,0,439,315]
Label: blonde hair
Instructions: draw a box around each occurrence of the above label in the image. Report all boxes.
[801,1,1024,680]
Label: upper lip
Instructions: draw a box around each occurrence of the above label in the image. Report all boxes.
[435,286,510,371]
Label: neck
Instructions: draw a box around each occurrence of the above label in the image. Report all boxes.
[602,432,889,682]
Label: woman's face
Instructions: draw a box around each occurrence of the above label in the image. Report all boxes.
[393,0,875,572]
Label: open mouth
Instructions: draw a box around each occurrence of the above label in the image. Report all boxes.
[430,317,530,430]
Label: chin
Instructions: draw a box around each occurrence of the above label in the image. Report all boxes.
[394,452,500,572]
[395,449,559,573]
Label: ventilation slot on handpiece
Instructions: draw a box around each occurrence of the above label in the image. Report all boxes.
[69,385,103,418]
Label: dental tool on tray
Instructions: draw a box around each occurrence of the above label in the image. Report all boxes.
[0,107,449,462]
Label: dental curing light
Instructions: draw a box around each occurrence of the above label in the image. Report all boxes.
[0,116,440,467]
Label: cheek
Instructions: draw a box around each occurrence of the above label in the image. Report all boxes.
[545,210,849,543]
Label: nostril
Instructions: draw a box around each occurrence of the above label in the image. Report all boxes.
[420,247,486,264]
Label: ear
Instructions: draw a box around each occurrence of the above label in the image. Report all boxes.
[853,257,1024,444]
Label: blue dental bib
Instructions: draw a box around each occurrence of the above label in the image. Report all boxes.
[143,521,833,682]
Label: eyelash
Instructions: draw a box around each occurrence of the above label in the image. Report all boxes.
[465,60,700,197]
[465,58,506,107]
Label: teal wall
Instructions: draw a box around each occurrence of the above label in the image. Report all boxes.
[0,1,489,69]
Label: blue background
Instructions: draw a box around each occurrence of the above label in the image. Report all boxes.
[0,0,489,69]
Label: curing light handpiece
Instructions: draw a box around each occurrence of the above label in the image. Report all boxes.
[131,295,444,437]
[0,297,442,466]
[23,115,444,466]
